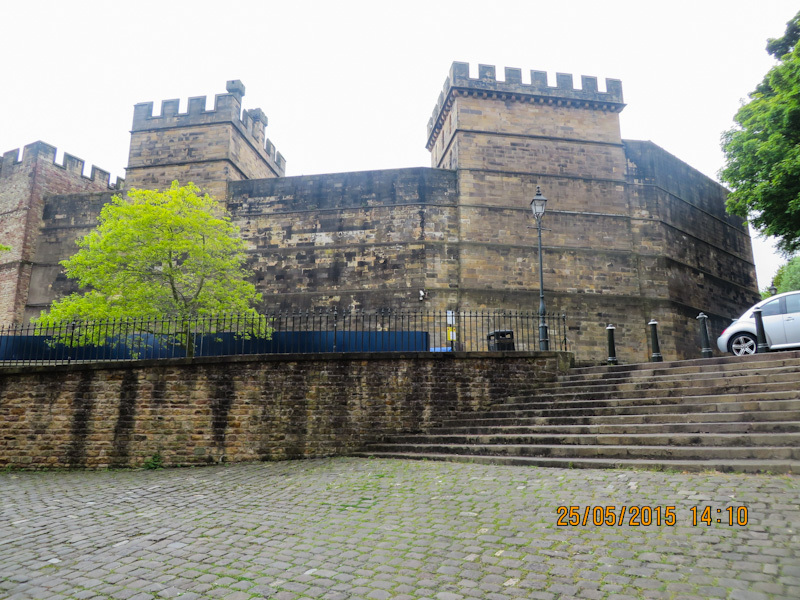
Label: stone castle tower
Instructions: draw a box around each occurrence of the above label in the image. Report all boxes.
[0,142,122,324]
[126,80,285,200]
[0,81,285,324]
[0,65,759,363]
[422,63,758,359]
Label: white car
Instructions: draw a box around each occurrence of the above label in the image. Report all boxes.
[717,290,800,355]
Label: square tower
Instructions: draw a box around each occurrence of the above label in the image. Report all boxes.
[426,62,758,362]
[125,81,286,201]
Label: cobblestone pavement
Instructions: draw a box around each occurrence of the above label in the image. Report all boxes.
[1,458,799,600]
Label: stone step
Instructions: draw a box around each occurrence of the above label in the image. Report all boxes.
[362,442,800,461]
[552,369,800,394]
[553,360,800,387]
[431,420,800,436]
[562,351,800,379]
[553,370,792,390]
[363,349,800,473]
[349,452,800,474]
[440,398,800,425]
[442,408,800,428]
[377,432,800,448]
[494,383,800,411]
[521,370,800,399]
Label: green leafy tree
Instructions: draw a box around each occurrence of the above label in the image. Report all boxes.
[35,182,267,354]
[772,255,800,293]
[721,10,800,254]
[766,12,800,59]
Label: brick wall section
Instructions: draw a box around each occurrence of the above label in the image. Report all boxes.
[0,142,117,323]
[0,352,572,469]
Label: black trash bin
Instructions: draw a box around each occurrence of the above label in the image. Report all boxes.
[487,329,515,351]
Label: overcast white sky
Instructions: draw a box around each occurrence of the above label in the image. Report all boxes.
[1,0,797,289]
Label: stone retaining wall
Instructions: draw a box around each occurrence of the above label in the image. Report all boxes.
[0,352,572,469]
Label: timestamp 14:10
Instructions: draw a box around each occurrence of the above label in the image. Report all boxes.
[691,506,748,526]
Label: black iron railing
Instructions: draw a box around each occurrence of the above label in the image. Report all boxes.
[0,309,569,366]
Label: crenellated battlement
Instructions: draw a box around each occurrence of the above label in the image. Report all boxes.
[426,62,625,149]
[130,80,285,176]
[131,93,242,129]
[1,141,124,189]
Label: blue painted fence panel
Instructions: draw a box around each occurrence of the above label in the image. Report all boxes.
[0,331,431,362]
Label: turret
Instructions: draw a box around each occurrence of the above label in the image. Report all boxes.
[0,141,120,323]
[125,80,285,200]
[427,62,625,169]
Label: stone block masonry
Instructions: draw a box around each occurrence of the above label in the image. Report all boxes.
[0,142,121,324]
[1,67,761,364]
[0,351,572,469]
[125,80,285,200]
[423,63,759,363]
[229,167,460,311]
[23,191,119,322]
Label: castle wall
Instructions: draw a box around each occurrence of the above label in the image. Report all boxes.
[623,140,760,359]
[228,168,460,310]
[1,68,761,364]
[0,142,118,324]
[23,191,117,322]
[424,64,648,361]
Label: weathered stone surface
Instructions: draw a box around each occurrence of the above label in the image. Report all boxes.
[0,142,118,324]
[0,68,760,364]
[423,69,758,364]
[0,351,571,469]
[360,350,800,473]
[125,89,284,200]
[1,459,797,600]
[229,168,460,312]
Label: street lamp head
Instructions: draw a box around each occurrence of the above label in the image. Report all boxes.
[530,186,547,219]
[769,285,778,296]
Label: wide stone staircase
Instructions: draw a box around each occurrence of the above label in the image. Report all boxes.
[357,351,800,473]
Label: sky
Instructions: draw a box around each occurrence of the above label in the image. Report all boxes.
[1,0,798,289]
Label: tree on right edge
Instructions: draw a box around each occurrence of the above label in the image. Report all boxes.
[721,10,800,254]
[772,256,800,293]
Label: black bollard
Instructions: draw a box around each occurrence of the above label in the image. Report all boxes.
[696,312,713,359]
[606,324,618,365]
[649,319,663,362]
[753,308,769,353]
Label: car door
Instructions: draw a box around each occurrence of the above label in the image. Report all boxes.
[777,292,800,348]
[760,297,787,347]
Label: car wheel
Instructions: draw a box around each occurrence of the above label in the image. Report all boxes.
[729,332,757,356]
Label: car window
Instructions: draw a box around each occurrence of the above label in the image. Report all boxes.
[786,293,800,314]
[761,298,783,317]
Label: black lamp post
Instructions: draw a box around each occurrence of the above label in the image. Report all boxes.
[769,285,778,296]
[530,186,550,351]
